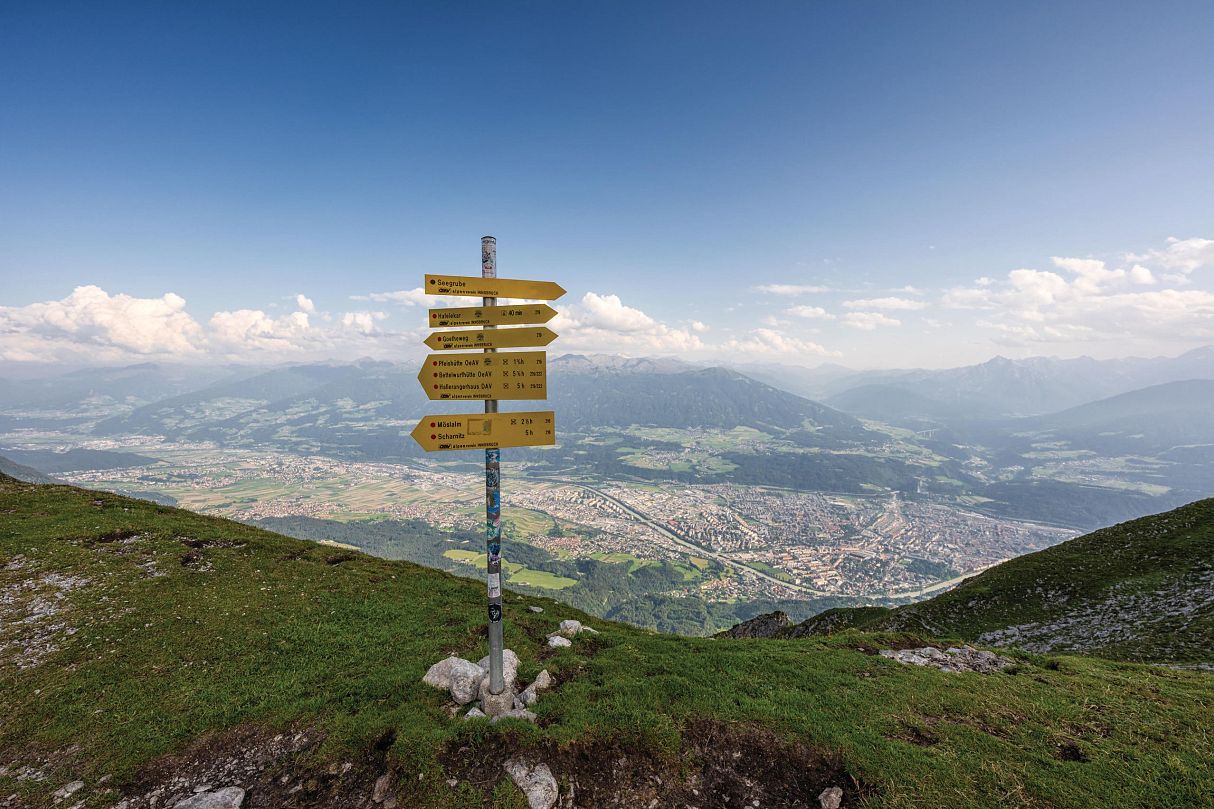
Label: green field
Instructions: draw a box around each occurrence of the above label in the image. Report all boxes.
[443,549,578,590]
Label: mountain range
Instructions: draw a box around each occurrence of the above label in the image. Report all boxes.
[738,345,1214,421]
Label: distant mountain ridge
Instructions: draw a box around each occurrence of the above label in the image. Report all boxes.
[743,345,1214,420]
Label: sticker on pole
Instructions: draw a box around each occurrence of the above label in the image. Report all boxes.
[488,572,501,598]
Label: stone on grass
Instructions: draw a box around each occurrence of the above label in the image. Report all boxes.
[372,773,393,803]
[879,646,1012,674]
[547,635,571,648]
[448,658,486,704]
[519,669,552,707]
[479,681,517,717]
[528,606,544,613]
[171,787,245,809]
[54,782,84,799]
[464,707,486,721]
[503,760,558,809]
[422,656,460,690]
[557,619,582,636]
[818,786,843,809]
[477,648,520,691]
[491,708,537,724]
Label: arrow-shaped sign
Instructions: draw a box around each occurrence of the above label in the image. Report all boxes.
[419,351,547,400]
[428,303,558,328]
[411,411,556,451]
[425,274,566,300]
[425,326,557,351]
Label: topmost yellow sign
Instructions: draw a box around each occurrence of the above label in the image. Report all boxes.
[425,274,566,301]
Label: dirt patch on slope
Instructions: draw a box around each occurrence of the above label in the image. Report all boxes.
[113,725,384,809]
[441,719,868,807]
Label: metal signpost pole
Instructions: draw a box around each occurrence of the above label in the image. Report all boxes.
[481,235,506,695]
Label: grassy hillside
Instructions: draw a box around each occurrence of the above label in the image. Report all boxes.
[0,453,56,484]
[794,499,1214,663]
[1,475,1211,807]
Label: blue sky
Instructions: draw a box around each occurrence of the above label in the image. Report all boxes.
[2,1,1212,368]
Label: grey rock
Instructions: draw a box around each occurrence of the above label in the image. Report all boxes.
[422,656,460,690]
[171,787,245,809]
[54,782,84,799]
[491,708,538,724]
[476,648,520,691]
[547,635,571,648]
[503,760,558,809]
[448,658,486,704]
[532,669,553,691]
[372,772,393,803]
[528,606,544,613]
[479,679,517,716]
[557,619,582,637]
[464,707,486,720]
[879,646,1013,674]
[819,786,843,809]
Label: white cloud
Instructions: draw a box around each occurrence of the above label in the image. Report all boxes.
[944,235,1214,347]
[353,287,480,307]
[1050,256,1125,294]
[842,296,926,311]
[341,311,386,334]
[553,292,704,353]
[0,285,412,364]
[785,305,834,319]
[0,285,206,362]
[1129,265,1156,285]
[754,283,831,295]
[1128,236,1214,275]
[842,312,901,330]
[722,328,839,357]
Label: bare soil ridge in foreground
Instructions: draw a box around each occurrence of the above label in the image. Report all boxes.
[0,473,1211,807]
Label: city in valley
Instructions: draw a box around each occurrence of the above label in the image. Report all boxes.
[58,439,1075,603]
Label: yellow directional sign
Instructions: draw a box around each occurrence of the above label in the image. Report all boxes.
[425,326,557,351]
[428,303,558,328]
[418,351,547,400]
[425,274,566,300]
[411,411,556,451]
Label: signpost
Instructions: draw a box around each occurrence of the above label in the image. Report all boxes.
[424,326,557,351]
[410,237,562,702]
[425,273,566,300]
[428,303,557,328]
[409,411,555,452]
[417,351,547,400]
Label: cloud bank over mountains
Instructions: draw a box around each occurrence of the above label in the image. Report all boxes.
[2,236,1211,366]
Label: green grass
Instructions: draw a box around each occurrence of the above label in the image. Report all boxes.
[1,476,1212,807]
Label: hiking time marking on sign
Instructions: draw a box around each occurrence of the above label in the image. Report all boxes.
[417,350,547,400]
[410,411,556,451]
[428,303,558,328]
